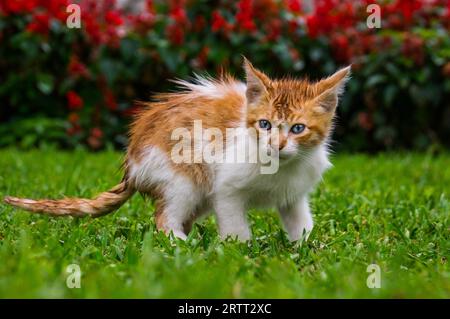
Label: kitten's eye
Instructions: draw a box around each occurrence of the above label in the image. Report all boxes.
[291,123,306,134]
[258,119,272,130]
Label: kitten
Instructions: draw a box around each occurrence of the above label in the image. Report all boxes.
[4,58,350,241]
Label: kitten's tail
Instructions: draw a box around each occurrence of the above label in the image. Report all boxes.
[3,181,135,218]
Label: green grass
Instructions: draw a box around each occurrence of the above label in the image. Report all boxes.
[0,149,448,298]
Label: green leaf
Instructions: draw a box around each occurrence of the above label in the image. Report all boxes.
[36,73,55,95]
[365,74,387,88]
[383,85,398,108]
[99,59,120,85]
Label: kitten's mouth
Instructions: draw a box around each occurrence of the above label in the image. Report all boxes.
[268,146,294,161]
[278,152,297,162]
[279,152,291,159]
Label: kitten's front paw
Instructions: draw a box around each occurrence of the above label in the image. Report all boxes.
[168,229,188,241]
[290,216,313,242]
[300,223,313,242]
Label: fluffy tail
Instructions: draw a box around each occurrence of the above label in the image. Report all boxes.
[3,181,135,218]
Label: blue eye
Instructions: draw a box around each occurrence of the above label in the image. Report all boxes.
[259,119,272,130]
[291,124,305,134]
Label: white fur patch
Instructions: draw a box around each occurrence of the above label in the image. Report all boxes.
[171,74,246,100]
[129,147,203,238]
[214,143,331,209]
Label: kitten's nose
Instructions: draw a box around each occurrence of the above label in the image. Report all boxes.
[277,136,287,150]
[268,133,287,151]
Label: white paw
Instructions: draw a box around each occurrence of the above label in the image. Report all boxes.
[170,229,187,240]
[290,216,314,242]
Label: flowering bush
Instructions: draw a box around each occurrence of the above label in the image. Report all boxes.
[0,0,449,151]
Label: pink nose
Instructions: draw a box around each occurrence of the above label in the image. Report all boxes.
[268,135,287,151]
[278,139,287,150]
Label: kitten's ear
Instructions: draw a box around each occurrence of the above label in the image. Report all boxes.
[243,57,270,105]
[314,66,351,113]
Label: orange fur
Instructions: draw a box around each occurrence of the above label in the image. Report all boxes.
[3,182,134,217]
[126,75,246,189]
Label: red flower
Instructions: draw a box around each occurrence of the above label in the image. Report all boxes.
[447,0,450,20]
[88,127,103,149]
[395,0,422,24]
[67,125,81,136]
[211,10,227,32]
[335,2,354,28]
[358,112,373,131]
[130,12,155,34]
[286,0,301,13]
[47,0,69,22]
[331,34,351,62]
[306,15,319,38]
[91,127,103,139]
[68,55,90,78]
[68,112,79,124]
[165,1,189,44]
[146,0,155,14]
[288,19,299,34]
[360,34,375,54]
[401,33,425,65]
[240,18,256,32]
[123,106,141,117]
[442,62,450,78]
[87,137,102,149]
[105,10,124,26]
[104,24,123,48]
[83,13,103,45]
[0,0,38,15]
[170,6,188,24]
[26,12,51,35]
[253,0,279,20]
[191,46,210,68]
[166,23,184,45]
[289,47,300,62]
[236,0,256,32]
[306,0,339,37]
[104,89,118,111]
[266,18,282,41]
[66,91,84,110]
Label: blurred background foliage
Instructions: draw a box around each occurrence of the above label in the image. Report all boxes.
[0,0,449,152]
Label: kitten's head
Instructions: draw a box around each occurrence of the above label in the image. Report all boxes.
[243,58,350,159]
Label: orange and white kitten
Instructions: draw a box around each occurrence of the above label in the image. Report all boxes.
[4,59,350,241]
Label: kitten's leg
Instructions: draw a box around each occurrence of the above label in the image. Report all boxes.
[153,188,202,241]
[154,202,188,240]
[278,195,313,242]
[214,194,250,241]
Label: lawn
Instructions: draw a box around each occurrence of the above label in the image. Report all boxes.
[0,149,448,298]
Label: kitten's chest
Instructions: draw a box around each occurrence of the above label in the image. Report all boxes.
[214,145,331,208]
[244,162,320,208]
